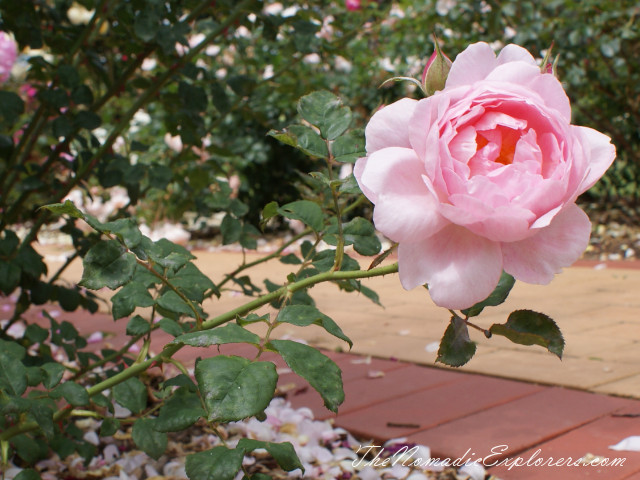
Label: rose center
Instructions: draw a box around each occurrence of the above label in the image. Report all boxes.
[476,126,521,166]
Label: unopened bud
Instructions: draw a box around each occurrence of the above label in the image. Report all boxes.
[540,43,559,77]
[422,36,452,96]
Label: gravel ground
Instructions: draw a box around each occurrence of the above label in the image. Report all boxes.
[581,201,640,261]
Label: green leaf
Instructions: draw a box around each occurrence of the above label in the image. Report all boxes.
[25,366,44,386]
[126,315,151,336]
[57,286,82,311]
[311,249,359,272]
[25,323,48,343]
[236,313,270,327]
[195,356,277,422]
[331,130,365,163]
[112,283,155,320]
[41,363,65,389]
[149,238,195,271]
[71,85,93,105]
[79,240,136,290]
[240,223,259,250]
[490,310,564,358]
[260,201,279,230]
[100,218,143,249]
[357,283,381,306]
[57,65,79,88]
[132,418,167,460]
[50,381,89,406]
[39,88,68,110]
[270,124,329,158]
[238,439,304,473]
[462,271,515,317]
[0,350,27,396]
[52,115,73,138]
[279,253,302,265]
[158,318,183,337]
[221,214,242,245]
[179,82,208,112]
[278,200,323,232]
[297,90,352,140]
[169,263,217,302]
[0,261,20,294]
[436,316,476,367]
[112,377,147,414]
[210,81,230,113]
[269,340,343,413]
[185,446,244,480]
[276,305,352,348]
[172,323,260,347]
[228,74,256,97]
[325,217,381,256]
[100,417,120,436]
[243,474,271,480]
[74,110,101,130]
[30,403,54,439]
[0,339,26,361]
[12,434,48,464]
[133,11,159,42]
[13,469,42,480]
[41,200,85,219]
[51,433,75,459]
[154,389,205,432]
[0,91,25,126]
[156,290,196,318]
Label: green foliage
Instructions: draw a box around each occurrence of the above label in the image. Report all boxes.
[237,439,305,473]
[490,310,565,358]
[155,388,205,432]
[269,339,344,413]
[436,316,477,368]
[195,356,278,422]
[185,446,245,480]
[172,323,261,347]
[275,305,352,348]
[113,377,147,414]
[132,418,168,460]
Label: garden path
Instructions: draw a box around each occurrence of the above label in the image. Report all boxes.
[31,245,640,479]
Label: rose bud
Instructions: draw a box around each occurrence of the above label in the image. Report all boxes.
[421,37,452,96]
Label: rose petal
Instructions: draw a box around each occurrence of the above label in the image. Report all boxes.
[573,125,617,195]
[502,204,591,284]
[445,42,499,88]
[485,61,541,87]
[496,44,538,66]
[528,73,572,122]
[398,225,503,309]
[365,98,418,154]
[409,95,449,171]
[361,147,447,241]
[354,156,377,202]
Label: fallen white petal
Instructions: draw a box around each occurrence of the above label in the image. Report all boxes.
[459,461,486,480]
[609,436,640,451]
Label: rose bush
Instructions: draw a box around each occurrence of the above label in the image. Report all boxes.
[355,42,616,309]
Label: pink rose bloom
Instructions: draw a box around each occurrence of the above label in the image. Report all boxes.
[346,0,361,11]
[355,42,615,309]
[0,31,17,83]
